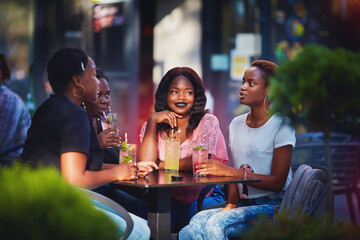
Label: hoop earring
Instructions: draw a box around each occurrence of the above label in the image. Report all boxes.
[73,85,86,98]
[264,95,271,113]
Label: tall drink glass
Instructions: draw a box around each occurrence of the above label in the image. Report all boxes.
[101,113,118,148]
[119,142,136,164]
[192,147,208,176]
[101,112,117,130]
[164,139,180,171]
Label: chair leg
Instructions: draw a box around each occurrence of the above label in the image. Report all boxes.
[355,187,360,224]
[170,233,178,240]
[346,191,357,224]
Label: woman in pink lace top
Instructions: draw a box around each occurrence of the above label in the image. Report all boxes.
[139,67,228,232]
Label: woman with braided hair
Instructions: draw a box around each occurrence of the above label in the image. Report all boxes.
[0,53,31,166]
[21,48,155,240]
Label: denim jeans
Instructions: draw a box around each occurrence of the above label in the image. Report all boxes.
[94,184,148,219]
[179,192,283,240]
[171,185,225,232]
[95,206,150,240]
[96,184,225,234]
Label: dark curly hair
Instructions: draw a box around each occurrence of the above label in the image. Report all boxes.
[96,67,109,82]
[0,53,11,85]
[47,48,88,93]
[251,60,278,87]
[155,67,207,136]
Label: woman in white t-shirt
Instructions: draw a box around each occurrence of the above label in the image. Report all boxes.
[179,60,296,240]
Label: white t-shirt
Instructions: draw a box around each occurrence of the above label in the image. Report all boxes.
[229,112,296,199]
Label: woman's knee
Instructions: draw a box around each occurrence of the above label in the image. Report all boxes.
[129,213,151,240]
[202,205,275,238]
[203,214,228,238]
[178,225,192,240]
[188,208,221,233]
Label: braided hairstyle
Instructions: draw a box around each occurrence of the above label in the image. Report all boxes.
[96,67,109,82]
[155,67,207,136]
[250,60,278,87]
[47,48,88,93]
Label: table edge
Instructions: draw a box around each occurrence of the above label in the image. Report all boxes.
[112,178,260,188]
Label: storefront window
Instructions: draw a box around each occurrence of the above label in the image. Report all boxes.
[0,0,34,108]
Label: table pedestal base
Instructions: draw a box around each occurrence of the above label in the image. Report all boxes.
[148,188,171,240]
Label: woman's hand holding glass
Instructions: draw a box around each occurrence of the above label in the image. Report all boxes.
[196,159,236,177]
[113,162,138,180]
[136,161,159,178]
[97,128,121,149]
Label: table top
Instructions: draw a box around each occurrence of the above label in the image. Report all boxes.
[112,169,260,188]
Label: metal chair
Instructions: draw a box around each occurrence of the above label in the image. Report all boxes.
[79,188,134,240]
[296,132,352,145]
[292,142,360,223]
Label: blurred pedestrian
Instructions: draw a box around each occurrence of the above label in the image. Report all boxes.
[0,53,31,166]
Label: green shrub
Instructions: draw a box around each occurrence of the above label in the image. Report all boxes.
[242,211,360,240]
[0,164,118,240]
[269,44,360,132]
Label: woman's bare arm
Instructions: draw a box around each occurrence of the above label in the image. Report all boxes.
[101,163,117,170]
[138,115,159,163]
[246,145,292,191]
[139,111,182,163]
[219,183,240,212]
[198,145,292,192]
[61,152,137,189]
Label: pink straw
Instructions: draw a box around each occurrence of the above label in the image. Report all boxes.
[201,133,206,147]
[125,132,128,144]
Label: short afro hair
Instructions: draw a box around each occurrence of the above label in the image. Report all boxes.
[251,60,278,86]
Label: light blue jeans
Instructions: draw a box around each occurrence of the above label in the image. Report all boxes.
[179,193,283,240]
[95,205,150,240]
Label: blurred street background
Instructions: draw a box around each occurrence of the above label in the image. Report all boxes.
[1,0,360,225]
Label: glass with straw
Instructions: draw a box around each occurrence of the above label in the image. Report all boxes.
[164,129,180,171]
[100,111,119,148]
[192,133,208,176]
[100,111,117,130]
[119,132,137,164]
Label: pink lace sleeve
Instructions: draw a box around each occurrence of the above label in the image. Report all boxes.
[194,114,228,164]
[140,114,228,165]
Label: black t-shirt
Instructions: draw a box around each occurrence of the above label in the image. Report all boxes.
[21,94,103,170]
[96,118,119,164]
